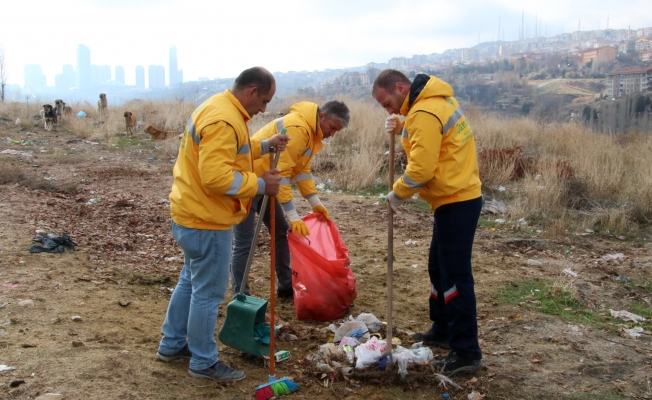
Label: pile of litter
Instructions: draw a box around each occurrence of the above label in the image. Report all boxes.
[28,232,75,253]
[306,313,444,380]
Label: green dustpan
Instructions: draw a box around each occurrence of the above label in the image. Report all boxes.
[219,140,284,357]
[219,293,269,357]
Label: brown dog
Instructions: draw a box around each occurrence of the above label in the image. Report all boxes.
[97,93,108,118]
[54,99,65,123]
[124,111,137,135]
[144,125,178,140]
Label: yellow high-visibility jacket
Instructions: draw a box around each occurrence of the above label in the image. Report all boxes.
[395,74,482,210]
[252,102,324,214]
[170,89,265,230]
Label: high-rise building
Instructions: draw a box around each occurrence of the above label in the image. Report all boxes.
[148,65,165,89]
[135,66,145,88]
[76,44,91,89]
[115,66,125,85]
[24,64,46,92]
[169,46,183,85]
[91,65,111,85]
[55,64,76,92]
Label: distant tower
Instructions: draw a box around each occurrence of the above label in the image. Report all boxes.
[115,66,125,85]
[169,46,183,85]
[521,11,524,40]
[607,14,609,29]
[498,13,500,42]
[76,44,91,89]
[24,64,46,92]
[135,66,145,88]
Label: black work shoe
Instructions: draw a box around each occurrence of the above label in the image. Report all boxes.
[157,344,192,362]
[277,288,294,298]
[433,351,482,375]
[188,361,246,381]
[411,326,450,349]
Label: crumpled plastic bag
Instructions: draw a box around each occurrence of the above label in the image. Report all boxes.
[29,233,75,253]
[391,346,434,377]
[354,337,386,369]
[609,309,646,323]
[392,348,413,377]
[331,321,369,342]
[352,313,382,333]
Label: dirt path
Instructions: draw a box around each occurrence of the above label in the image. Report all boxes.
[1,120,652,399]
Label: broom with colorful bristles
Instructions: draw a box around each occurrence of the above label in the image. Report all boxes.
[255,137,299,400]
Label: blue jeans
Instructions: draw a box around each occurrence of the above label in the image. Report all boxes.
[231,195,292,296]
[158,221,232,371]
[428,196,483,360]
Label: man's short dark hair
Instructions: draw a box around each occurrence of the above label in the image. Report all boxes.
[372,69,411,98]
[233,67,275,95]
[319,100,350,128]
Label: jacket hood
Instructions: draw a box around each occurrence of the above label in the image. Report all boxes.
[405,74,455,110]
[289,102,322,140]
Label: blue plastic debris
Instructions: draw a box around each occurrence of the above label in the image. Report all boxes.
[76,111,86,118]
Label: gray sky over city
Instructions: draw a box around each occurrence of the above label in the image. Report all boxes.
[1,0,651,86]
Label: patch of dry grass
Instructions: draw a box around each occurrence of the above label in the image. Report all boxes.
[3,94,651,234]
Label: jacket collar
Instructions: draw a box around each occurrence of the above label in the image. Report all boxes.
[224,89,251,122]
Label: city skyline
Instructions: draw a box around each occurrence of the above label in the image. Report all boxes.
[1,0,651,87]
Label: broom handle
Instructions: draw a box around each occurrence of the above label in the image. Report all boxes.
[269,147,281,379]
[238,136,284,297]
[239,195,269,296]
[386,131,395,360]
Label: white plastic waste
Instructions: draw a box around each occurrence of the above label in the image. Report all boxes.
[353,313,382,333]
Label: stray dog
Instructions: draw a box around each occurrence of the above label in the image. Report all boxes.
[97,93,108,118]
[145,125,178,140]
[124,111,137,136]
[54,99,65,123]
[63,104,73,116]
[41,104,56,131]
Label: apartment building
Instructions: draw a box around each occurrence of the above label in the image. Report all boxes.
[605,66,652,98]
[576,46,617,67]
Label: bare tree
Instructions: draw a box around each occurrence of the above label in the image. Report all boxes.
[0,44,6,103]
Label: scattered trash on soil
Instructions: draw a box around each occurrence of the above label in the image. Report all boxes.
[601,253,626,261]
[622,327,644,338]
[609,309,646,323]
[29,232,75,253]
[563,268,578,277]
[527,259,542,266]
[0,365,16,372]
[482,199,506,214]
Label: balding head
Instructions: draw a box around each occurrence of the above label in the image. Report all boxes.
[231,67,276,117]
[233,67,275,95]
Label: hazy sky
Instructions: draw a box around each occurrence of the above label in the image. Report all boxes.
[1,0,651,86]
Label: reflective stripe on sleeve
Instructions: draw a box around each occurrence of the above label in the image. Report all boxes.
[442,107,464,134]
[236,142,250,154]
[402,173,427,189]
[187,117,200,145]
[280,201,296,213]
[294,173,313,182]
[280,177,291,185]
[225,171,243,196]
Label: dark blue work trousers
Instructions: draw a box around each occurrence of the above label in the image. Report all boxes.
[428,196,482,360]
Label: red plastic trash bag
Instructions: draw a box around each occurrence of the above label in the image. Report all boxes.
[288,213,357,321]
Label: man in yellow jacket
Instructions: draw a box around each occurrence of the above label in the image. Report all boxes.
[231,100,350,298]
[373,70,483,375]
[156,67,289,382]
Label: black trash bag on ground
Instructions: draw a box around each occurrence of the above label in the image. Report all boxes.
[29,233,76,253]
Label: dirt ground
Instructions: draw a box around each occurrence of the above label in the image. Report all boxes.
[1,117,652,400]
